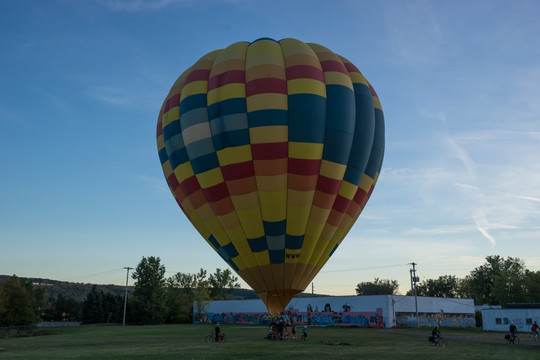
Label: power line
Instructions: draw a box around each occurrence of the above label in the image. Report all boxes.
[58,268,125,282]
[319,263,410,273]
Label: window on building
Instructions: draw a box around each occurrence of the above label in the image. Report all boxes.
[526,318,533,325]
[495,318,502,324]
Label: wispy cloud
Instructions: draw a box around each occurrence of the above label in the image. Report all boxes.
[47,94,72,115]
[87,86,131,106]
[0,103,25,126]
[496,191,540,203]
[472,210,496,248]
[442,136,476,176]
[94,0,247,11]
[94,0,195,11]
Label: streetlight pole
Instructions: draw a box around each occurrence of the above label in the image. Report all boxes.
[122,266,133,326]
[409,262,419,327]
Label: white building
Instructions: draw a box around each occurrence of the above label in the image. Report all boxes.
[482,307,540,332]
[196,295,475,328]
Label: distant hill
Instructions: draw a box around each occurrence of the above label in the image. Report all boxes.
[0,275,130,299]
[0,275,326,300]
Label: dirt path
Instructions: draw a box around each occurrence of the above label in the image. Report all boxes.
[377,328,540,346]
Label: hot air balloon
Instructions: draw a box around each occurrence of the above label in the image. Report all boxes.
[156,38,384,315]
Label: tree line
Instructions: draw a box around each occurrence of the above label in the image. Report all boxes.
[0,256,241,326]
[355,255,540,306]
[3,254,539,326]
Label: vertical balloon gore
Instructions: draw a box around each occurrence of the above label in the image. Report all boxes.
[156,38,385,315]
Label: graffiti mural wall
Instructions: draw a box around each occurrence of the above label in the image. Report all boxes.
[196,295,476,328]
[395,312,476,328]
[202,307,385,327]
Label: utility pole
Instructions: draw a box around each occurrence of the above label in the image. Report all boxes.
[409,262,419,327]
[311,282,314,295]
[122,266,133,326]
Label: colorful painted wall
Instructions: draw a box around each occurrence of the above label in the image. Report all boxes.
[200,307,385,327]
[195,295,476,328]
[395,312,475,328]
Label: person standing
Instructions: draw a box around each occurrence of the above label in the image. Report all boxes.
[509,322,518,341]
[215,323,221,342]
[531,321,539,335]
[277,319,285,340]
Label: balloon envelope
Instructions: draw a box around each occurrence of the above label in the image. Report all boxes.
[156,38,384,315]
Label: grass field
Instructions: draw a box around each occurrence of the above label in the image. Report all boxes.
[0,324,538,359]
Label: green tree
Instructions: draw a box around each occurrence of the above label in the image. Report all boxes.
[20,280,48,320]
[166,273,196,323]
[192,269,210,321]
[524,270,540,303]
[165,269,212,323]
[82,285,104,323]
[102,292,123,323]
[355,278,398,295]
[491,257,526,305]
[416,275,462,298]
[463,255,527,306]
[208,268,240,300]
[130,256,168,324]
[0,275,37,326]
[55,293,82,321]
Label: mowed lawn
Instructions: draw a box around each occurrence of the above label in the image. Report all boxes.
[0,324,538,359]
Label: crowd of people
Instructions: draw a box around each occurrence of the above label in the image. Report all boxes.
[265,317,301,340]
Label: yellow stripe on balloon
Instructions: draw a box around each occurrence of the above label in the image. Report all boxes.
[195,167,224,189]
[249,126,287,143]
[372,96,382,110]
[180,197,195,215]
[211,42,248,67]
[280,38,318,56]
[286,205,311,235]
[231,192,260,211]
[161,160,173,179]
[256,175,287,191]
[161,107,180,128]
[337,180,358,200]
[287,78,325,96]
[319,160,347,180]
[196,203,215,221]
[191,212,210,239]
[207,83,246,105]
[253,251,271,266]
[287,189,316,207]
[258,190,287,221]
[359,174,374,193]
[180,81,208,102]
[204,216,231,245]
[245,51,286,68]
[324,72,354,90]
[246,93,288,112]
[173,162,195,183]
[308,206,331,224]
[235,207,265,237]
[347,72,369,87]
[216,145,252,166]
[156,134,165,152]
[289,142,323,159]
[218,211,240,229]
[246,40,285,68]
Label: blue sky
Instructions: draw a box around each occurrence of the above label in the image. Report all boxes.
[1,0,539,296]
